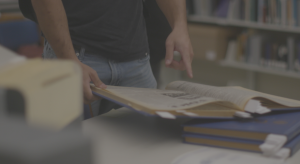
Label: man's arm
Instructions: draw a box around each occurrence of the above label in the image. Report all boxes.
[31,0,106,103]
[155,0,194,78]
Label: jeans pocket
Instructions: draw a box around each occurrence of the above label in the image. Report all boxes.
[42,40,57,59]
[138,53,150,63]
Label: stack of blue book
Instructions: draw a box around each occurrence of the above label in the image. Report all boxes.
[182,111,300,157]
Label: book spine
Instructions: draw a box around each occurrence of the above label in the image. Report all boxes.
[249,35,263,65]
[215,0,230,18]
[298,42,300,68]
[0,87,5,116]
[227,0,235,19]
[272,0,276,24]
[287,0,292,26]
[291,136,300,156]
[265,42,272,67]
[193,0,202,15]
[200,0,207,16]
[281,0,287,26]
[240,0,245,20]
[277,0,282,24]
[287,37,295,70]
[186,0,195,15]
[250,0,255,21]
[290,0,296,26]
[293,0,298,26]
[263,0,267,23]
[298,0,300,26]
[284,117,300,141]
[258,0,263,23]
[244,0,249,21]
[225,40,238,61]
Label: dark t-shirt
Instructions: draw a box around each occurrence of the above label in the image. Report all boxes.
[20,0,149,61]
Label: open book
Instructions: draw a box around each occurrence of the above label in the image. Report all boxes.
[91,81,300,119]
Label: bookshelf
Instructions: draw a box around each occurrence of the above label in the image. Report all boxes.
[188,15,300,34]
[186,0,300,83]
[0,0,19,13]
[188,15,300,81]
[220,60,300,79]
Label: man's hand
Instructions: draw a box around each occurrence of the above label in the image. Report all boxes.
[76,61,106,104]
[155,0,194,78]
[165,26,194,78]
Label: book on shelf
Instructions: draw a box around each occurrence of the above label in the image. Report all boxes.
[188,0,300,27]
[0,48,82,130]
[296,42,300,71]
[225,30,300,72]
[91,81,300,119]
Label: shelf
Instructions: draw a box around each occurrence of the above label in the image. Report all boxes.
[220,60,300,79]
[188,15,300,34]
[0,1,19,13]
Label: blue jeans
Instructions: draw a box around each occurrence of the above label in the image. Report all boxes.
[43,40,157,116]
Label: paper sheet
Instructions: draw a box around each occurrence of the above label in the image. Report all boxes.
[172,147,287,164]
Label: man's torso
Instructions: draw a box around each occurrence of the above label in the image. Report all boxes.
[20,0,149,61]
[63,0,148,61]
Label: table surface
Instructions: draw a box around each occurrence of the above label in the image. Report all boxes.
[82,108,300,164]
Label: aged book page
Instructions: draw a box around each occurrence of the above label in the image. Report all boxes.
[166,81,300,110]
[92,85,238,112]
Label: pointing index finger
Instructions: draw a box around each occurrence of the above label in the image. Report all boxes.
[181,50,193,78]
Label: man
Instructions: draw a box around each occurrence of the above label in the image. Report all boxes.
[27,0,194,115]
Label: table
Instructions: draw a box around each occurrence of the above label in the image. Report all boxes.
[82,108,300,164]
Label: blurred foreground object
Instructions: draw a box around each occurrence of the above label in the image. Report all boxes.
[0,117,92,164]
[0,46,82,130]
[0,44,26,68]
[0,20,39,50]
[17,44,43,58]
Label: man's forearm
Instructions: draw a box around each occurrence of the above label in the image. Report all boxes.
[155,0,187,30]
[32,0,77,61]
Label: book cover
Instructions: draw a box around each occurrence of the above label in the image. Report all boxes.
[183,111,300,142]
[91,81,300,119]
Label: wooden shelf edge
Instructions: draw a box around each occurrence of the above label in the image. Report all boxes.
[220,60,300,79]
[188,15,300,34]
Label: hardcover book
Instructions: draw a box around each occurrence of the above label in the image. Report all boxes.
[91,80,300,119]
[183,111,300,142]
[183,130,300,157]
